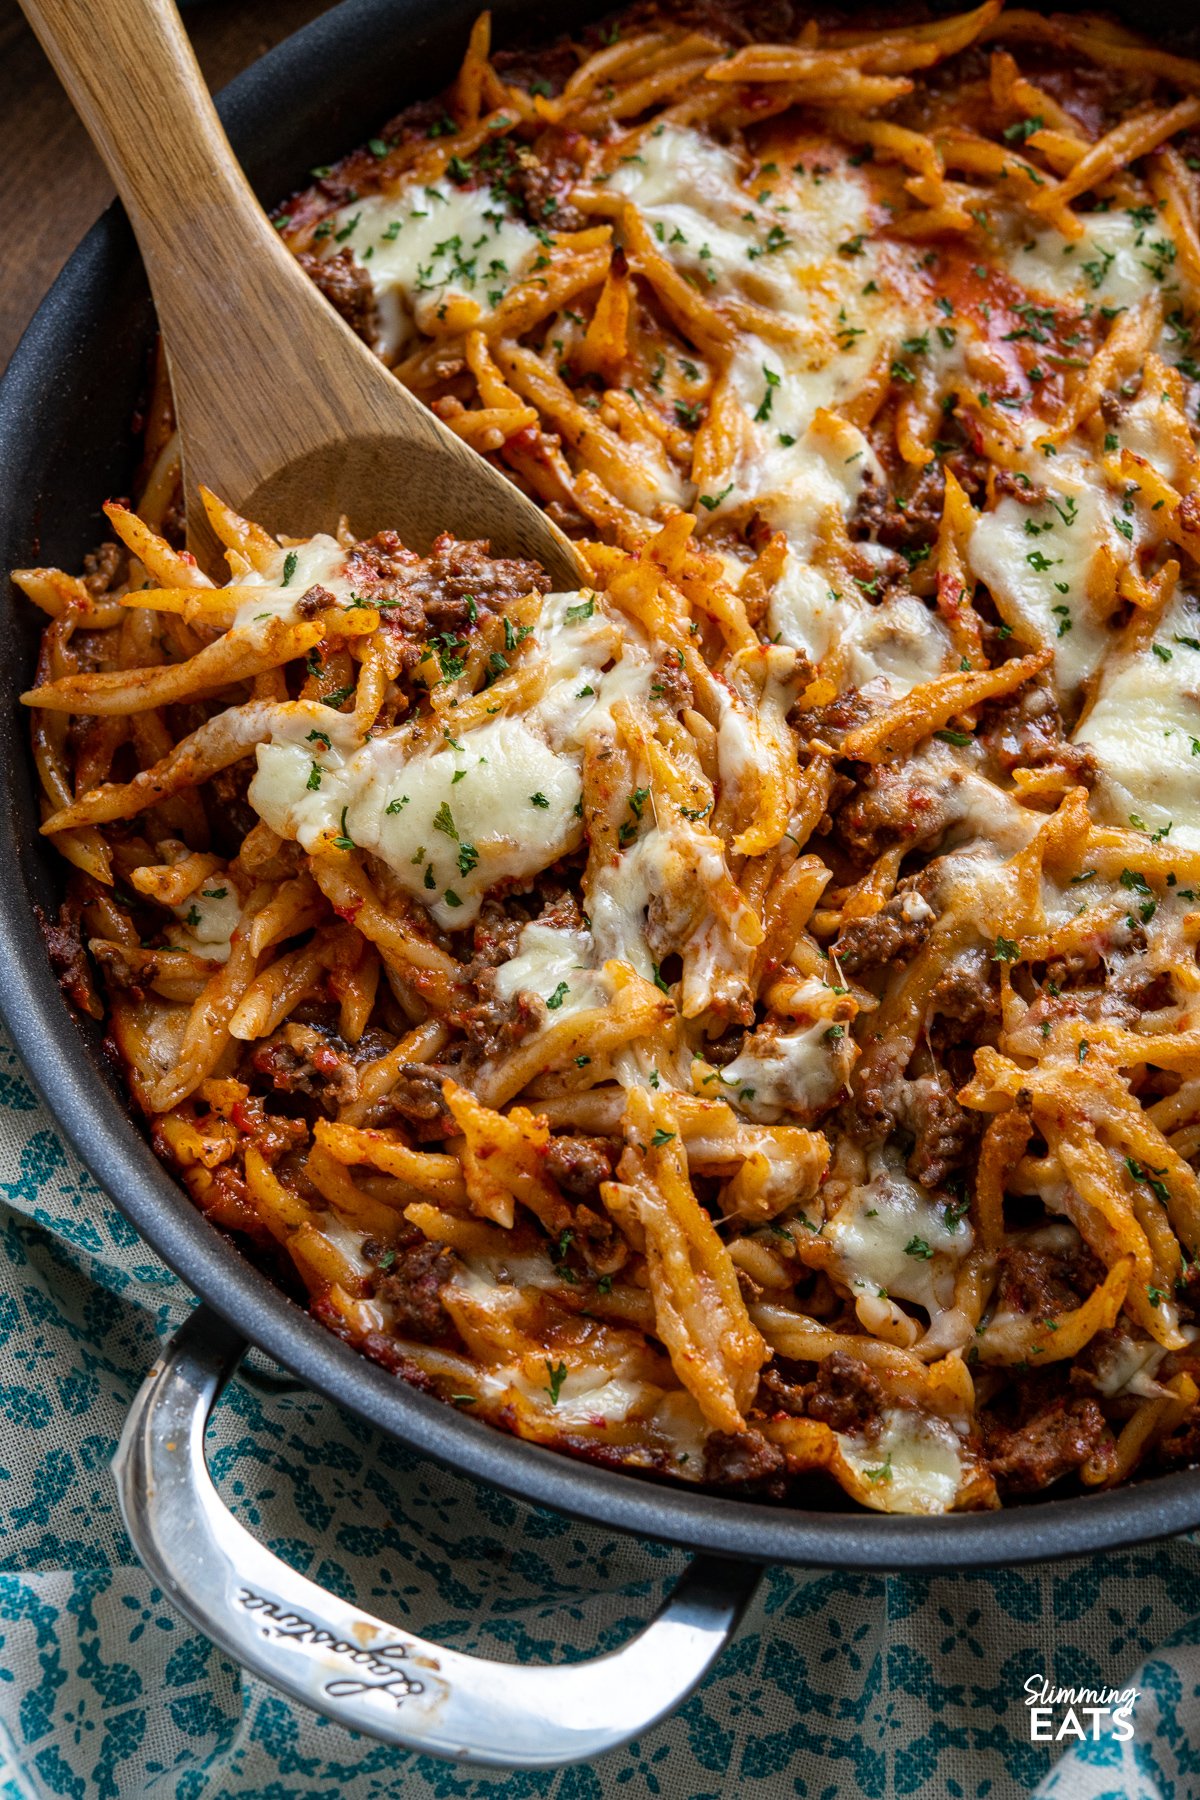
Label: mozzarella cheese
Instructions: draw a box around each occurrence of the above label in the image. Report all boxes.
[492,921,608,1019]
[1008,210,1184,313]
[969,470,1128,698]
[825,1152,973,1317]
[317,185,542,360]
[249,589,654,928]
[610,127,958,697]
[232,533,360,631]
[837,1407,966,1514]
[718,979,848,1121]
[1076,591,1200,847]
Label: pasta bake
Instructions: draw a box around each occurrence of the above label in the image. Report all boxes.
[21,0,1200,1513]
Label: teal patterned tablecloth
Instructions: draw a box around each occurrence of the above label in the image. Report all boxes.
[0,1022,1197,1800]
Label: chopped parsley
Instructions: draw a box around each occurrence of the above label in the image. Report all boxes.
[698,483,734,511]
[754,366,781,423]
[1126,1156,1171,1205]
[543,1359,568,1405]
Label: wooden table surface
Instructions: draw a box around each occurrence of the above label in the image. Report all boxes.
[0,0,334,372]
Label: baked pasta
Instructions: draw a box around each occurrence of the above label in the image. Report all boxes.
[22,0,1200,1514]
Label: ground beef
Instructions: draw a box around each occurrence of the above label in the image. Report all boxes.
[945,450,990,506]
[833,761,959,862]
[450,970,540,1060]
[470,900,524,972]
[705,1025,748,1067]
[983,1389,1116,1493]
[295,247,379,345]
[346,530,551,634]
[81,539,127,598]
[995,1242,1106,1318]
[792,685,872,742]
[509,144,589,232]
[851,463,942,555]
[905,1076,979,1191]
[35,896,101,1018]
[375,1240,458,1339]
[248,1023,376,1111]
[455,889,584,1057]
[978,683,1096,787]
[226,1092,309,1163]
[832,883,937,976]
[993,468,1045,505]
[492,39,579,97]
[205,761,259,852]
[927,951,997,1048]
[621,0,805,49]
[361,1063,455,1140]
[764,1351,884,1436]
[294,582,337,621]
[703,1426,787,1492]
[543,1134,617,1199]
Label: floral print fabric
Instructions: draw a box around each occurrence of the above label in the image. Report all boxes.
[0,1029,1195,1800]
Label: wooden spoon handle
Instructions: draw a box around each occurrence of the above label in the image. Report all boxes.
[20,0,279,320]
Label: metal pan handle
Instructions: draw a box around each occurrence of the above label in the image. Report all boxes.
[113,1306,761,1768]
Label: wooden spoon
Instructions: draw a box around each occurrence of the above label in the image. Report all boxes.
[20,0,585,587]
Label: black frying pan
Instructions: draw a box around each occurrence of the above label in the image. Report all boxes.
[1,0,1199,1766]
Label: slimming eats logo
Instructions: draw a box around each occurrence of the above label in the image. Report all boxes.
[1024,1673,1139,1742]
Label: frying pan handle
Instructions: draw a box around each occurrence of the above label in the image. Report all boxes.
[113,1306,760,1768]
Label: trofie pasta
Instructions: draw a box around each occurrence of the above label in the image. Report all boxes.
[21,0,1200,1513]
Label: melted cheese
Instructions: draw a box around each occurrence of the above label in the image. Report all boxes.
[165,884,242,963]
[719,979,848,1121]
[589,809,759,1015]
[1076,591,1200,846]
[252,706,580,928]
[611,127,952,696]
[969,469,1126,698]
[492,921,608,1019]
[319,186,541,360]
[1007,210,1184,312]
[249,590,653,928]
[232,534,359,631]
[837,1407,965,1514]
[825,1153,973,1317]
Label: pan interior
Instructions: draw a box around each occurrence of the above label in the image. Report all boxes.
[2,0,1200,1568]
